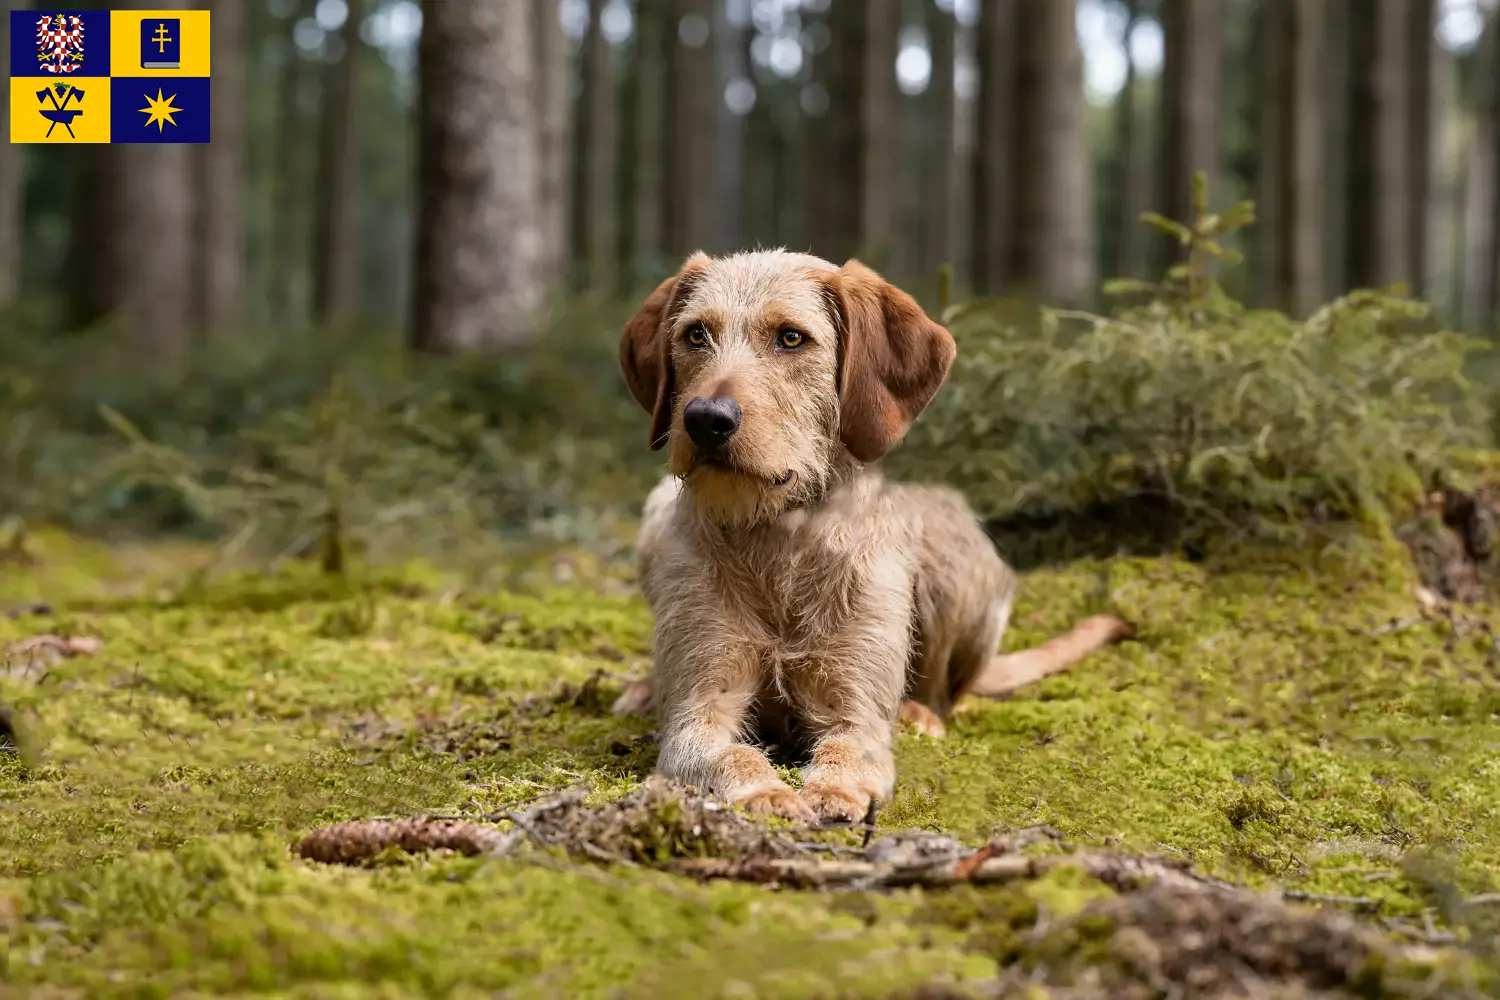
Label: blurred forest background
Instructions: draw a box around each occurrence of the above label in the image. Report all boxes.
[1,0,1499,583]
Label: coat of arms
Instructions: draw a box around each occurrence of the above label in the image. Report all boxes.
[34,13,86,75]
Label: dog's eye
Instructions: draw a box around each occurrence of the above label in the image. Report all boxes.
[684,323,708,348]
[776,328,806,351]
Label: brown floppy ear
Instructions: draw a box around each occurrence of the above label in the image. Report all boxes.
[826,260,957,464]
[619,253,710,451]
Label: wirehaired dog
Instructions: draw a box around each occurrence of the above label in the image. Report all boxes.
[615,250,1132,825]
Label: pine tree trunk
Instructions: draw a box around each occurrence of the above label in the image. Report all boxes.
[616,17,641,289]
[570,0,615,290]
[971,0,1015,294]
[1252,0,1286,307]
[631,0,665,275]
[411,0,546,351]
[533,0,570,291]
[825,0,866,264]
[0,0,23,308]
[1321,0,1351,299]
[1007,0,1091,303]
[1345,0,1411,290]
[1426,23,1459,319]
[660,0,714,258]
[1464,11,1500,325]
[1110,0,1145,280]
[923,0,957,283]
[105,0,194,358]
[859,0,901,271]
[313,0,361,327]
[1285,0,1326,315]
[1157,0,1222,266]
[111,144,195,357]
[64,149,111,329]
[1407,0,1436,298]
[801,3,833,259]
[1255,0,1324,315]
[192,0,244,337]
[272,0,314,325]
[711,0,746,254]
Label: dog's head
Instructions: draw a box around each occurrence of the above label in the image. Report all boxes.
[619,250,956,527]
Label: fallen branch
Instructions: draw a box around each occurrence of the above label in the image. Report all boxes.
[295,817,517,864]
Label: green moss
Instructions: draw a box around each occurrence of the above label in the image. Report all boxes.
[1,537,1495,995]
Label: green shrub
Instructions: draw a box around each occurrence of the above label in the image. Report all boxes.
[894,176,1491,563]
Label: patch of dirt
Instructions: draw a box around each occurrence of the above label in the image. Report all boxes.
[344,670,638,763]
[1400,487,1500,605]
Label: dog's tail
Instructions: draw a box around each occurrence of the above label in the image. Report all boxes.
[966,613,1134,698]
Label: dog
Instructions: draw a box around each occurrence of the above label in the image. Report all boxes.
[615,250,1132,825]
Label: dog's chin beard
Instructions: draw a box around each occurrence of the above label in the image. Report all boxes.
[691,456,796,489]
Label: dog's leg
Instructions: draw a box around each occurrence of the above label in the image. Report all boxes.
[655,651,816,824]
[799,720,897,824]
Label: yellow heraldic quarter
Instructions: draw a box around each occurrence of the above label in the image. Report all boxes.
[108,9,211,77]
[138,87,181,132]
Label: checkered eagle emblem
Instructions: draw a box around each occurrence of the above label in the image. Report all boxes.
[34,13,86,75]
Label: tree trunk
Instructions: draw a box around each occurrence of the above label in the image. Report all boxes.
[1255,0,1324,315]
[970,0,1015,295]
[1464,11,1500,325]
[1426,21,1459,319]
[616,13,641,290]
[660,0,714,258]
[1407,0,1436,298]
[312,0,362,327]
[825,0,867,264]
[632,0,665,274]
[0,0,23,308]
[710,0,746,254]
[570,0,615,290]
[100,0,194,358]
[1110,0,1147,280]
[1345,0,1412,290]
[801,3,833,259]
[859,0,900,271]
[109,145,195,357]
[272,0,314,325]
[1007,0,1091,303]
[411,0,546,351]
[533,0,570,291]
[192,0,244,337]
[1156,0,1222,264]
[923,0,957,284]
[1321,0,1351,298]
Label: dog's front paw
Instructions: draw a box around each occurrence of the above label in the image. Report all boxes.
[800,782,871,825]
[733,784,817,825]
[610,679,653,716]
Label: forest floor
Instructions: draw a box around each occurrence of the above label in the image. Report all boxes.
[2,527,1499,998]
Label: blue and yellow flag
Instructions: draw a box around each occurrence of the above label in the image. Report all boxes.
[8,9,211,144]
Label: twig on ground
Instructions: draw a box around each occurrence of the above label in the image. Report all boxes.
[1281,889,1382,912]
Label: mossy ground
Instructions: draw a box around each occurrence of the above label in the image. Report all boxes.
[1,528,1498,997]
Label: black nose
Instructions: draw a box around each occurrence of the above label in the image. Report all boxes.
[683,396,742,450]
